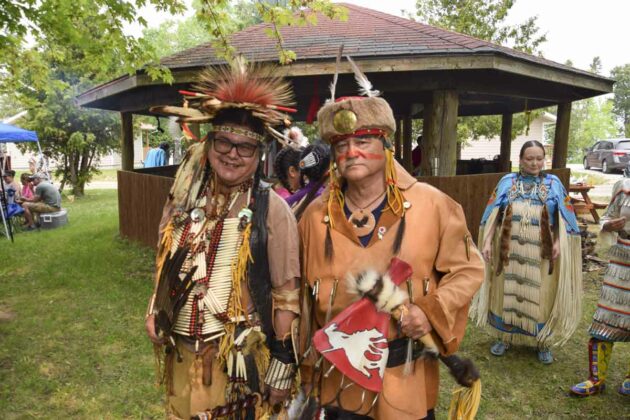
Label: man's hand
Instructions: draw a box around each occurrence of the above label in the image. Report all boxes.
[145,314,165,345]
[400,303,432,340]
[603,216,626,232]
[267,386,290,407]
[481,239,492,262]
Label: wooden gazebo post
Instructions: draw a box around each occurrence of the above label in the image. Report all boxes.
[121,112,134,171]
[552,102,572,169]
[499,113,513,172]
[423,90,459,176]
[402,115,413,171]
[395,119,402,161]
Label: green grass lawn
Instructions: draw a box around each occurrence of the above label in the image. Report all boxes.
[1,192,628,418]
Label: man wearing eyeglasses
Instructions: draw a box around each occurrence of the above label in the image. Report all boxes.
[145,63,300,419]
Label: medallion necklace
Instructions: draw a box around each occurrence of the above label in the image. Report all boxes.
[345,189,386,237]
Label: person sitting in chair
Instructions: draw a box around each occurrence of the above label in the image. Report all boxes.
[15,173,61,231]
[2,170,23,218]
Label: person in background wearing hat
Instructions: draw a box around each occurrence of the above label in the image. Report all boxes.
[144,141,170,168]
[144,60,300,419]
[296,58,484,419]
[15,173,61,230]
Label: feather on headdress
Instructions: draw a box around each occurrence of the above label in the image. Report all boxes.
[327,44,344,104]
[150,57,296,140]
[346,55,380,98]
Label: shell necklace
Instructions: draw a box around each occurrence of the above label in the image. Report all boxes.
[345,190,386,237]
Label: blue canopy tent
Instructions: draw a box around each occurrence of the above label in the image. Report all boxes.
[0,122,38,142]
[0,122,48,177]
[0,123,44,241]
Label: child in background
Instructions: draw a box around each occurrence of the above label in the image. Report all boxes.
[20,172,34,200]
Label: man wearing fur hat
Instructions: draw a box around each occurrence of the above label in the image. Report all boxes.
[144,61,300,419]
[296,59,484,419]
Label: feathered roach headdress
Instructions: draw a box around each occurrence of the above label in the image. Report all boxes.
[150,56,296,143]
[317,49,405,259]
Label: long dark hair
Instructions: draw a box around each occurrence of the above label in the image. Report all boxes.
[273,146,303,190]
[293,143,331,220]
[519,140,545,159]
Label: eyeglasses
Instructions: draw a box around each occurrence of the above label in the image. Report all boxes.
[212,137,259,158]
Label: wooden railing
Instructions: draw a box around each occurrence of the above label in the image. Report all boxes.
[117,168,569,248]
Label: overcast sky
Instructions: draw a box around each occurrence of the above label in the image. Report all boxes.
[128,0,629,75]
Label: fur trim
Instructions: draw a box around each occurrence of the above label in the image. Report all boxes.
[347,270,408,313]
[317,96,396,144]
[345,269,379,298]
[497,204,512,275]
[540,204,553,261]
[377,272,408,313]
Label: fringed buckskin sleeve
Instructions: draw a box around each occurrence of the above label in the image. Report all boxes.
[415,200,485,355]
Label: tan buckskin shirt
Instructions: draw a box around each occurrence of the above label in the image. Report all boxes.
[298,163,484,419]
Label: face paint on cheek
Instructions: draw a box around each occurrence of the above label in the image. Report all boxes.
[336,150,384,163]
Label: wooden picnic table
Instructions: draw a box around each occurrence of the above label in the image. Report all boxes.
[569,183,607,223]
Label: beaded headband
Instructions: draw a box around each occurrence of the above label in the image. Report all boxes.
[213,125,265,143]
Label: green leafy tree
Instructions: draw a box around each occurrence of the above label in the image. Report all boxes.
[196,0,347,64]
[553,57,621,163]
[611,64,630,137]
[414,0,546,54]
[561,98,620,162]
[1,0,185,82]
[142,17,215,60]
[413,0,547,145]
[7,54,120,196]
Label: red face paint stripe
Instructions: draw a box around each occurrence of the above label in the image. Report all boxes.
[336,151,384,162]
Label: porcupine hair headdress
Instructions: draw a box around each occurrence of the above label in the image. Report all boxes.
[150,56,296,143]
[317,47,405,259]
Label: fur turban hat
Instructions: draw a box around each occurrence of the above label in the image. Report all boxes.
[317,96,396,145]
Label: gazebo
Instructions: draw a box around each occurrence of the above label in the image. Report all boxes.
[77,3,614,247]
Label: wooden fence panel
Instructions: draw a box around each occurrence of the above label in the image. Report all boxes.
[117,170,173,248]
[117,168,569,248]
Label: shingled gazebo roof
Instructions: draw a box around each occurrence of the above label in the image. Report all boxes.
[77,3,613,117]
[160,3,590,77]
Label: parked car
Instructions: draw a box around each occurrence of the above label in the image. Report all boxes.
[583,138,630,173]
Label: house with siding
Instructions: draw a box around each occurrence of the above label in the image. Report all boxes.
[460,112,556,169]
